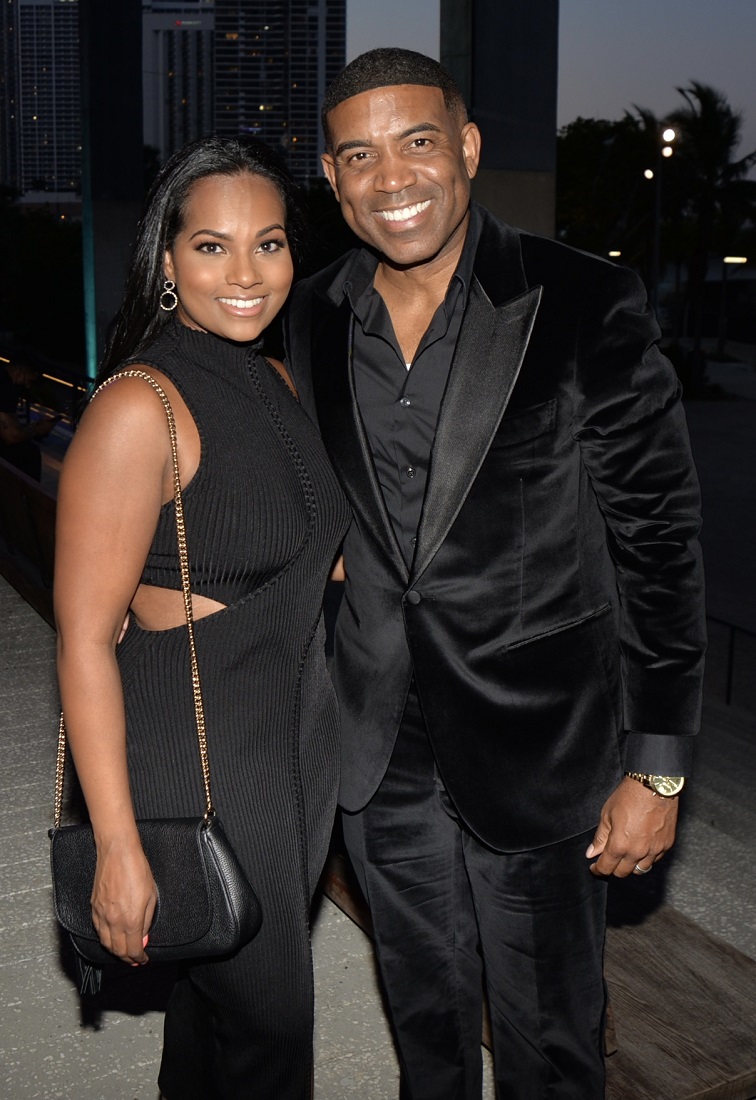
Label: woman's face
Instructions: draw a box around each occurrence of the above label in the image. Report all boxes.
[164,172,294,343]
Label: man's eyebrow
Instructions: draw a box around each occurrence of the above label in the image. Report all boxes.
[334,122,443,159]
[334,139,373,158]
[400,122,443,139]
[187,224,285,241]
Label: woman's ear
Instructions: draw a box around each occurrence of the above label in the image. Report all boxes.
[163,251,175,283]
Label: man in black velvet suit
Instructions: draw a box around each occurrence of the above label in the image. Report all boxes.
[284,48,705,1099]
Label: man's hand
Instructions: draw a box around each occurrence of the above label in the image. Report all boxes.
[586,776,679,877]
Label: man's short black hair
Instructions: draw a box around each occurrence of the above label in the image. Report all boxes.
[321,48,468,149]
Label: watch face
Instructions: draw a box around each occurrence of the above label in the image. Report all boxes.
[651,775,685,796]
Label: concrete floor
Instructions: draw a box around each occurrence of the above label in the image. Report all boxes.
[2,574,755,1098]
[1,350,755,1098]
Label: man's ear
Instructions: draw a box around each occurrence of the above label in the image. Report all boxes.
[321,154,340,201]
[461,122,482,181]
[163,250,175,283]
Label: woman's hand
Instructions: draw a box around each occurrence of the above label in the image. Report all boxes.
[91,837,157,965]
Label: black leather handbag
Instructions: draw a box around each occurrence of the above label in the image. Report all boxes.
[49,371,262,975]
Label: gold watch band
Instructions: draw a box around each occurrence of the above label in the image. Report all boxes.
[625,772,685,797]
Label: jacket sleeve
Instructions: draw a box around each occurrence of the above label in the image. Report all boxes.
[573,262,705,776]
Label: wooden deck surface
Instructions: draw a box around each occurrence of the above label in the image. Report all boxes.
[322,855,756,1100]
[4,447,754,1098]
[605,904,756,1100]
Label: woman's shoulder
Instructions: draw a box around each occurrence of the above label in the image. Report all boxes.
[60,368,174,497]
[81,368,175,444]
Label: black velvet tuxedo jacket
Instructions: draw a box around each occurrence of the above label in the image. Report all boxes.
[284,205,705,853]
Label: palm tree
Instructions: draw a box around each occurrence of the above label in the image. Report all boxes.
[556,112,666,273]
[667,82,756,375]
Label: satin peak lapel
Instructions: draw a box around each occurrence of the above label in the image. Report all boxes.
[310,295,408,580]
[412,281,542,580]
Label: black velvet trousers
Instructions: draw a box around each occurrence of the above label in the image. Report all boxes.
[342,687,608,1100]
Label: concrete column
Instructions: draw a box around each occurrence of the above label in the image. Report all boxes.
[441,0,559,236]
[79,0,144,377]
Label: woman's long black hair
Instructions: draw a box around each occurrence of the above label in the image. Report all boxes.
[97,136,306,385]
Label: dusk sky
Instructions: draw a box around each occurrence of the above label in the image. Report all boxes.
[346,0,756,162]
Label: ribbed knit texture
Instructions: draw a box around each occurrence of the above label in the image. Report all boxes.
[115,321,349,1099]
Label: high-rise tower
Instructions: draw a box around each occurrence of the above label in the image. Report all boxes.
[214,0,345,183]
[0,0,21,191]
[441,0,559,236]
[142,1,215,163]
[6,0,81,196]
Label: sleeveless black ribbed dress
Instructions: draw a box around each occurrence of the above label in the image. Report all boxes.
[114,321,349,1099]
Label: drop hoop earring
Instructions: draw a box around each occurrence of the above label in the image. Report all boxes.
[159,279,178,312]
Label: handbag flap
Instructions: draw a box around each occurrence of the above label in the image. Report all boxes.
[50,818,214,947]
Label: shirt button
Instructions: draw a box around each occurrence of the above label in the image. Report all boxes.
[406,466,416,478]
[400,397,411,407]
[406,590,422,605]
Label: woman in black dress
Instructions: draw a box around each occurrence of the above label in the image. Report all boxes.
[54,137,349,1098]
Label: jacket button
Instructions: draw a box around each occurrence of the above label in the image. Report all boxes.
[406,591,422,605]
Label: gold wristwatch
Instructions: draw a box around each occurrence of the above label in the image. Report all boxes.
[625,772,685,797]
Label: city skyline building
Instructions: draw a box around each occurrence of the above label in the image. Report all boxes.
[214,0,345,183]
[0,0,21,192]
[2,0,347,197]
[142,0,215,165]
[1,0,81,197]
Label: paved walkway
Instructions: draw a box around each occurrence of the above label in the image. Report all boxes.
[2,574,755,1098]
[0,576,405,1100]
[2,344,754,1098]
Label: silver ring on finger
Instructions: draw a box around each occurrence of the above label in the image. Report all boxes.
[633,862,652,875]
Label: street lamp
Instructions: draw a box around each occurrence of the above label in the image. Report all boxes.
[650,127,676,316]
[718,255,748,355]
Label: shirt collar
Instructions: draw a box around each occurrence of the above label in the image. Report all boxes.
[325,200,484,309]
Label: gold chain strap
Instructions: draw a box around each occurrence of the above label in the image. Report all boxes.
[53,370,214,829]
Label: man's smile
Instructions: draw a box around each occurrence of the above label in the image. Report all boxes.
[377,200,432,222]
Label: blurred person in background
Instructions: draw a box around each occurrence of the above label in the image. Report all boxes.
[0,356,59,479]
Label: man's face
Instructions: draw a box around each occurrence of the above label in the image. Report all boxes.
[322,84,480,270]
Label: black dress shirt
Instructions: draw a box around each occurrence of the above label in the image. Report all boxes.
[343,206,482,566]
